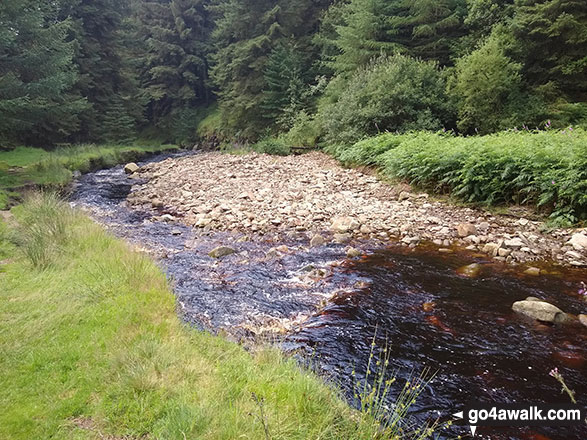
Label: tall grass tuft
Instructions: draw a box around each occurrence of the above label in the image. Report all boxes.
[352,333,446,439]
[12,192,76,269]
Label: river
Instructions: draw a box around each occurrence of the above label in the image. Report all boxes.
[70,154,587,440]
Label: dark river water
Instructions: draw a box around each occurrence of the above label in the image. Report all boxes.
[70,154,587,440]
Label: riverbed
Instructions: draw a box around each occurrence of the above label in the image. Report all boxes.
[70,153,587,440]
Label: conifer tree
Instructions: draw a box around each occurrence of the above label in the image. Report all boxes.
[512,0,587,100]
[135,0,212,134]
[0,0,86,145]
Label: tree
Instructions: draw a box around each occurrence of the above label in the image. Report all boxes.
[136,0,212,134]
[449,34,527,133]
[321,54,453,146]
[512,0,587,101]
[60,0,141,142]
[0,0,86,145]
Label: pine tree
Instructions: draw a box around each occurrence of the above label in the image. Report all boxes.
[135,0,212,131]
[0,0,86,145]
[512,0,587,101]
[60,0,141,142]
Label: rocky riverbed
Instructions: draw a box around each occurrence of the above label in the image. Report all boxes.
[125,152,587,268]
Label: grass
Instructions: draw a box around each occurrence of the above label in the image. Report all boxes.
[0,144,178,209]
[0,194,441,440]
[329,129,587,225]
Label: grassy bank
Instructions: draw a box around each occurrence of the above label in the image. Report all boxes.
[0,194,437,440]
[0,144,178,209]
[330,129,587,225]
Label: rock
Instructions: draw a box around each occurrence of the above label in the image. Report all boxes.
[422,302,435,312]
[518,218,529,226]
[568,233,587,250]
[310,234,326,247]
[498,248,512,257]
[512,298,569,323]
[524,267,541,276]
[209,246,236,259]
[504,238,524,248]
[333,233,352,244]
[482,242,501,257]
[171,229,182,236]
[346,247,361,258]
[456,263,482,278]
[565,250,582,260]
[477,222,491,233]
[398,191,411,201]
[151,199,164,208]
[331,216,360,233]
[457,223,477,238]
[579,314,587,328]
[160,214,175,222]
[438,248,453,254]
[124,162,140,174]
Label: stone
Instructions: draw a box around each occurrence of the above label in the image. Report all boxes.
[457,223,477,238]
[346,247,361,258]
[151,199,164,208]
[523,267,541,276]
[579,314,587,328]
[333,233,352,244]
[512,298,569,323]
[124,162,140,174]
[398,191,411,201]
[477,222,491,233]
[330,216,360,233]
[310,234,326,247]
[482,242,501,257]
[518,218,529,226]
[504,238,524,248]
[209,246,236,259]
[498,248,512,257]
[568,233,587,250]
[456,263,482,278]
[171,229,182,236]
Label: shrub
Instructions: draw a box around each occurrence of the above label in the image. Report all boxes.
[337,129,586,224]
[252,138,291,156]
[11,192,76,268]
[448,34,543,134]
[319,54,454,147]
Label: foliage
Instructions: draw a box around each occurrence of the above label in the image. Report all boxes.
[252,138,291,156]
[336,129,587,223]
[512,0,587,101]
[448,33,537,134]
[0,0,87,146]
[0,197,435,439]
[320,54,453,147]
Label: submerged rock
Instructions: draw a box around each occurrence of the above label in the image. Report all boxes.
[124,162,140,174]
[209,246,236,259]
[456,263,482,278]
[346,247,361,258]
[523,267,541,276]
[579,314,587,328]
[512,297,568,323]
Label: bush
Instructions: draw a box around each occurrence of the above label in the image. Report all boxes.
[448,34,540,134]
[252,138,291,156]
[336,129,587,224]
[319,54,454,147]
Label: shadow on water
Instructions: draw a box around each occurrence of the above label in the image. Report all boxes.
[71,154,587,440]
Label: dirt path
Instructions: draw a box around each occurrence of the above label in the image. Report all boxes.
[126,152,587,269]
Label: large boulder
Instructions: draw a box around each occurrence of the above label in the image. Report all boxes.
[209,246,236,259]
[512,297,569,323]
[124,162,140,174]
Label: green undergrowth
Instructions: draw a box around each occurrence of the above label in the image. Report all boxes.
[330,129,587,225]
[0,193,441,440]
[0,144,177,209]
